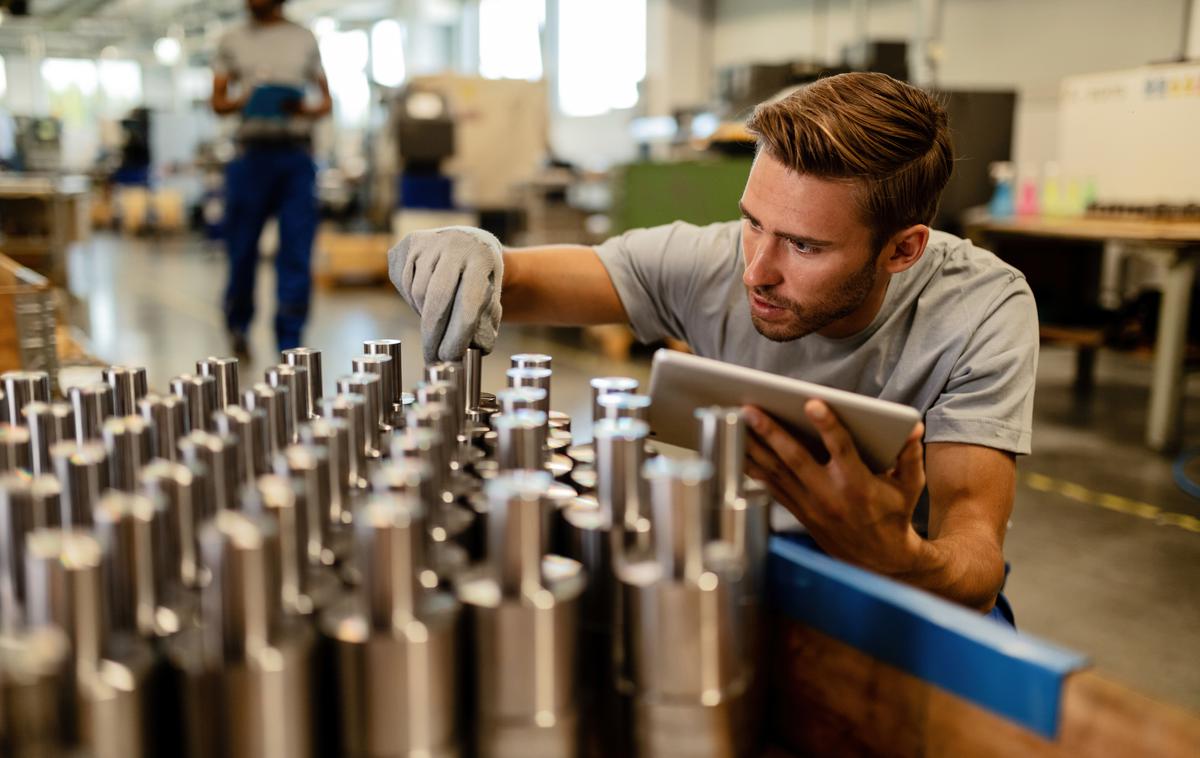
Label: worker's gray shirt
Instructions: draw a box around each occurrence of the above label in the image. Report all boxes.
[595,220,1038,456]
[213,20,325,143]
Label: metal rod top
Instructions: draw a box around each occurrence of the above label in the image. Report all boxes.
[357,494,428,631]
[643,456,713,583]
[486,470,553,599]
[199,509,281,665]
[694,406,746,510]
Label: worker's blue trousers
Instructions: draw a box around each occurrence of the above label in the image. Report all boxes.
[223,144,317,351]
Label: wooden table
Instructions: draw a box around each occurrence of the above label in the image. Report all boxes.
[968,215,1200,452]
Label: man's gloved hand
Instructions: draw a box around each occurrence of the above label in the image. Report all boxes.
[387,226,504,364]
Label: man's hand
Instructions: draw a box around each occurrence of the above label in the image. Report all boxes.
[743,399,927,576]
[388,227,504,363]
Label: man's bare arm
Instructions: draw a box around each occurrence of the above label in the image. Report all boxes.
[899,442,1013,611]
[211,73,244,115]
[501,245,628,325]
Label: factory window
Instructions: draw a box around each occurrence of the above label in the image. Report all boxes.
[478,0,544,81]
[98,59,143,114]
[557,0,645,116]
[371,19,407,87]
[318,29,371,128]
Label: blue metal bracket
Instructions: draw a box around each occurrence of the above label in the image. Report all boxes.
[767,534,1089,739]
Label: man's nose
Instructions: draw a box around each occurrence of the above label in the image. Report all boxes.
[743,239,782,289]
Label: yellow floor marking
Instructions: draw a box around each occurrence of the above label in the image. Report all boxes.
[1020,472,1200,534]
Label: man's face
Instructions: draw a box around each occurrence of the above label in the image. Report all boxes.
[739,152,883,342]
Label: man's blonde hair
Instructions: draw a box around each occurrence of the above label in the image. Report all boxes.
[746,72,954,251]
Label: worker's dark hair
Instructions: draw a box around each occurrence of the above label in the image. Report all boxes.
[746,72,954,252]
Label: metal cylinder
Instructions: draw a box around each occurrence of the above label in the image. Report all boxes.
[140,459,203,591]
[137,393,187,463]
[337,373,383,458]
[101,415,153,493]
[197,357,240,410]
[392,426,449,511]
[427,361,466,431]
[465,346,484,410]
[195,509,316,758]
[214,405,261,490]
[496,409,547,472]
[319,495,461,758]
[275,445,334,568]
[243,475,323,618]
[104,366,149,416]
[590,377,640,426]
[506,367,552,415]
[353,354,397,429]
[170,373,218,434]
[70,382,116,443]
[458,471,584,758]
[266,364,308,446]
[25,529,152,758]
[30,475,61,529]
[510,353,552,371]
[363,339,403,406]
[177,430,239,517]
[622,456,751,758]
[324,393,369,488]
[0,626,70,755]
[2,371,52,425]
[92,491,165,639]
[51,440,108,527]
[283,347,325,420]
[496,387,546,415]
[596,418,652,556]
[300,417,353,528]
[0,423,31,474]
[243,382,289,460]
[598,392,652,423]
[0,473,41,625]
[23,401,73,476]
[23,529,106,667]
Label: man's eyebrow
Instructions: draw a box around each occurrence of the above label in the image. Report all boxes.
[738,202,835,247]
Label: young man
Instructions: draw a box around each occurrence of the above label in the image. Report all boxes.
[211,0,332,353]
[389,72,1037,618]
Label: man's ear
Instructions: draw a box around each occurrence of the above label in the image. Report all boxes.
[883,225,929,274]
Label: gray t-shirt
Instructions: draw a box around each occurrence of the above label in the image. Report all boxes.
[214,20,325,142]
[595,220,1038,456]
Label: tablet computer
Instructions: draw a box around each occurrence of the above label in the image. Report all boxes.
[646,349,922,473]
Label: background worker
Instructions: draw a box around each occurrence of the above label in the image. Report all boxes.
[388,72,1038,623]
[211,0,332,354]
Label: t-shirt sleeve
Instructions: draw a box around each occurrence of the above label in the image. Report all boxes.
[923,275,1039,454]
[212,33,237,79]
[593,221,732,344]
[304,30,327,82]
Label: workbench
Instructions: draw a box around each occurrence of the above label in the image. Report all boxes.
[766,535,1200,756]
[968,215,1200,452]
[0,173,91,286]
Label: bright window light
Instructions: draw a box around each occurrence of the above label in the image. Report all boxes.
[479,0,543,81]
[42,58,99,98]
[98,59,142,105]
[154,37,182,66]
[558,0,645,116]
[319,29,371,127]
[371,19,406,87]
[313,16,337,39]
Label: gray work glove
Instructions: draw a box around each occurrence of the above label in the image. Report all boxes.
[387,226,504,364]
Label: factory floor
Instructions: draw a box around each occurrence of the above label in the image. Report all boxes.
[68,233,1200,710]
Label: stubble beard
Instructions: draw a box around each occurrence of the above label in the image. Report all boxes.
[748,255,878,342]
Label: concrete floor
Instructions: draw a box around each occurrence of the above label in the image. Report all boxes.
[67,233,1200,710]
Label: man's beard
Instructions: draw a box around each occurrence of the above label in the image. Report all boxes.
[747,254,878,342]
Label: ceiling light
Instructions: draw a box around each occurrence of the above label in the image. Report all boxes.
[154,36,182,66]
